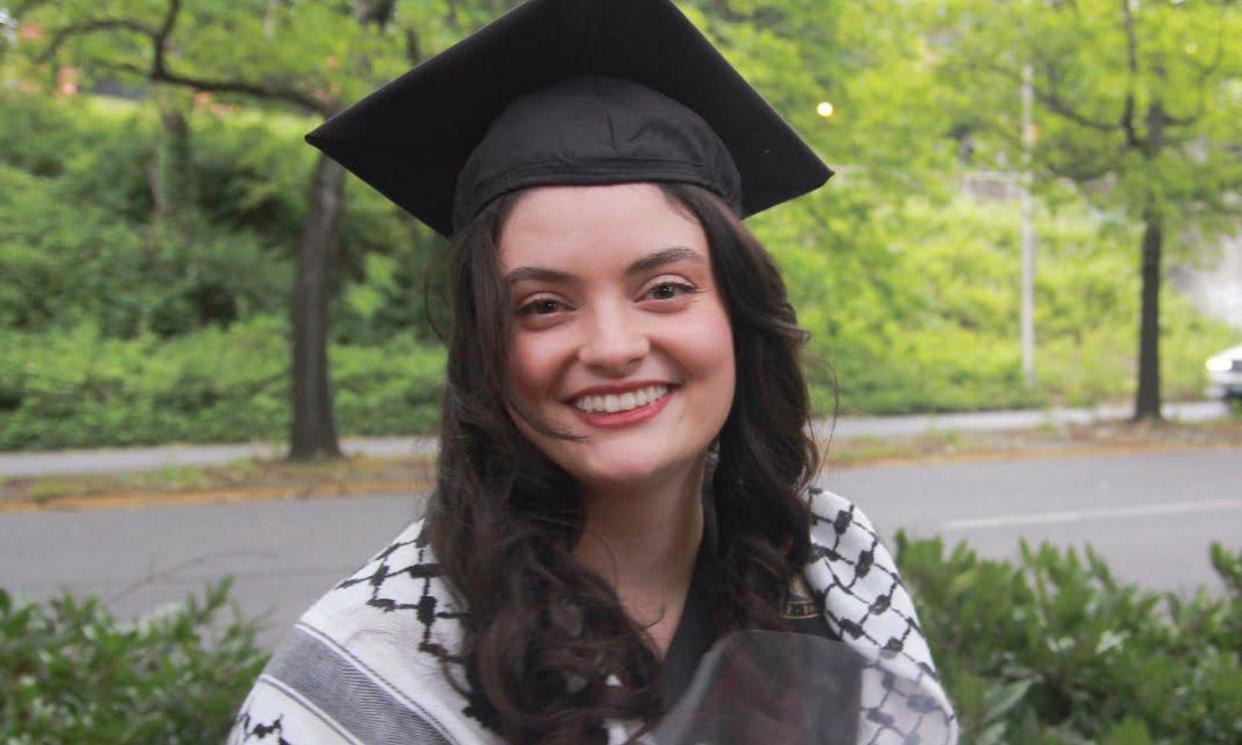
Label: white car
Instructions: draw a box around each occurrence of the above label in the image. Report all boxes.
[1206,344,1242,401]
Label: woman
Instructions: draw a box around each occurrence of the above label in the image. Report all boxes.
[230,1,954,743]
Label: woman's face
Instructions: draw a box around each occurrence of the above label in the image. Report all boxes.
[498,183,736,492]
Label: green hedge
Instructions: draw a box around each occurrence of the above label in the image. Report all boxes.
[0,317,446,450]
[761,193,1239,415]
[1,580,266,745]
[0,92,448,346]
[4,540,1239,743]
[900,537,1242,745]
[0,308,1232,450]
[1,90,1237,450]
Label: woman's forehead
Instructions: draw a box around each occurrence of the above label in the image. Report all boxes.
[498,183,709,276]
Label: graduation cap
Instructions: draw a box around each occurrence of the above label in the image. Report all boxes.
[306,0,831,238]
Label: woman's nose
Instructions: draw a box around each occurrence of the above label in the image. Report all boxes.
[577,307,649,373]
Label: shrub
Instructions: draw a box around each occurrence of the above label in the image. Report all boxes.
[0,318,447,450]
[2,90,1236,449]
[1,540,1238,741]
[897,535,1242,745]
[0,162,290,339]
[0,580,268,745]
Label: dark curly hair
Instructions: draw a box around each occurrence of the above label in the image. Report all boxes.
[424,182,820,744]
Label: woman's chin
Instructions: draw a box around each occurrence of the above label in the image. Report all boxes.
[564,446,707,494]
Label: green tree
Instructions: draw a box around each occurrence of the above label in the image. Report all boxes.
[686,0,969,410]
[15,0,428,458]
[940,0,1242,420]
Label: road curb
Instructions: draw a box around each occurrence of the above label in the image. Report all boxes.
[4,440,1238,514]
[826,439,1240,470]
[0,479,420,515]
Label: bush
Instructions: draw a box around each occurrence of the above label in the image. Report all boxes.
[0,91,448,346]
[0,161,290,339]
[0,580,268,745]
[2,540,1237,742]
[0,318,447,450]
[2,90,1236,450]
[897,536,1242,745]
[755,192,1238,414]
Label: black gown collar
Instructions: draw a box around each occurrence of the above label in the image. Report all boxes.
[657,493,841,708]
[658,494,720,707]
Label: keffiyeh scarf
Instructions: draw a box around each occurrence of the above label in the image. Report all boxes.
[228,489,957,744]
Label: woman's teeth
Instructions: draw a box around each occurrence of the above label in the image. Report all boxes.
[573,385,669,414]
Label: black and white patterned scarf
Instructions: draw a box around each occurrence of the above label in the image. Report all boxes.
[228,488,957,745]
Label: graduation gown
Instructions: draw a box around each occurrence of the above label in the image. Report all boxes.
[227,488,957,744]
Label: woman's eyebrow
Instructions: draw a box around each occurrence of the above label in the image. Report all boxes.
[505,266,573,285]
[505,247,705,285]
[625,246,706,276]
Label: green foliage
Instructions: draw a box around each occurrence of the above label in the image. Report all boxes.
[0,94,293,339]
[0,318,447,450]
[934,0,1242,362]
[191,108,318,241]
[1,85,1234,448]
[0,580,268,745]
[897,535,1242,745]
[0,161,289,339]
[759,190,1236,414]
[0,89,448,346]
[0,0,1238,450]
[4,539,1238,742]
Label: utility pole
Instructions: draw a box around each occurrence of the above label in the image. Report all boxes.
[1019,61,1037,386]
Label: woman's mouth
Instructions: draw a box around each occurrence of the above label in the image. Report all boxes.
[568,384,674,427]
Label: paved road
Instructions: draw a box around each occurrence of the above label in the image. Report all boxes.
[1,446,1238,647]
[0,400,1230,478]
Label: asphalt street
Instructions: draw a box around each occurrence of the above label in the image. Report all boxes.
[1,446,1239,647]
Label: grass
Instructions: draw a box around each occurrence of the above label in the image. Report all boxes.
[821,416,1242,468]
[3,416,1240,512]
[1,453,437,511]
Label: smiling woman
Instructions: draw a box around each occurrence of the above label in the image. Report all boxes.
[228,0,955,744]
[501,184,735,498]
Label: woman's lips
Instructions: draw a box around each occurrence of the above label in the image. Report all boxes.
[568,387,674,429]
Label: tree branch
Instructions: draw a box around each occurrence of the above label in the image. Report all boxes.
[970,116,1121,183]
[1037,84,1122,133]
[1118,0,1142,148]
[164,68,333,115]
[113,59,334,115]
[1120,0,1139,78]
[1043,151,1118,183]
[37,0,335,117]
[36,19,156,63]
[983,59,1123,134]
[149,0,182,79]
[1120,92,1140,148]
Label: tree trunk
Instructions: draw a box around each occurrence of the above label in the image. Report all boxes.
[152,95,194,220]
[288,2,391,460]
[290,154,346,460]
[354,0,396,28]
[1133,205,1163,421]
[1133,97,1168,422]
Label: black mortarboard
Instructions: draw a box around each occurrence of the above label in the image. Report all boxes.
[306,0,831,238]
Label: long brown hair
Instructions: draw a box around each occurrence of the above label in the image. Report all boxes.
[425,182,819,744]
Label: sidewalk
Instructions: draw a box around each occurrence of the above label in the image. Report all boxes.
[0,400,1230,479]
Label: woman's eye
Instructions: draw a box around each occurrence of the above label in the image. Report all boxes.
[517,298,565,316]
[644,282,695,301]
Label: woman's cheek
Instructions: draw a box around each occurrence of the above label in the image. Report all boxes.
[510,330,571,398]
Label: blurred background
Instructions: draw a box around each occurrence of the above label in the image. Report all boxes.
[1,1,1240,743]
